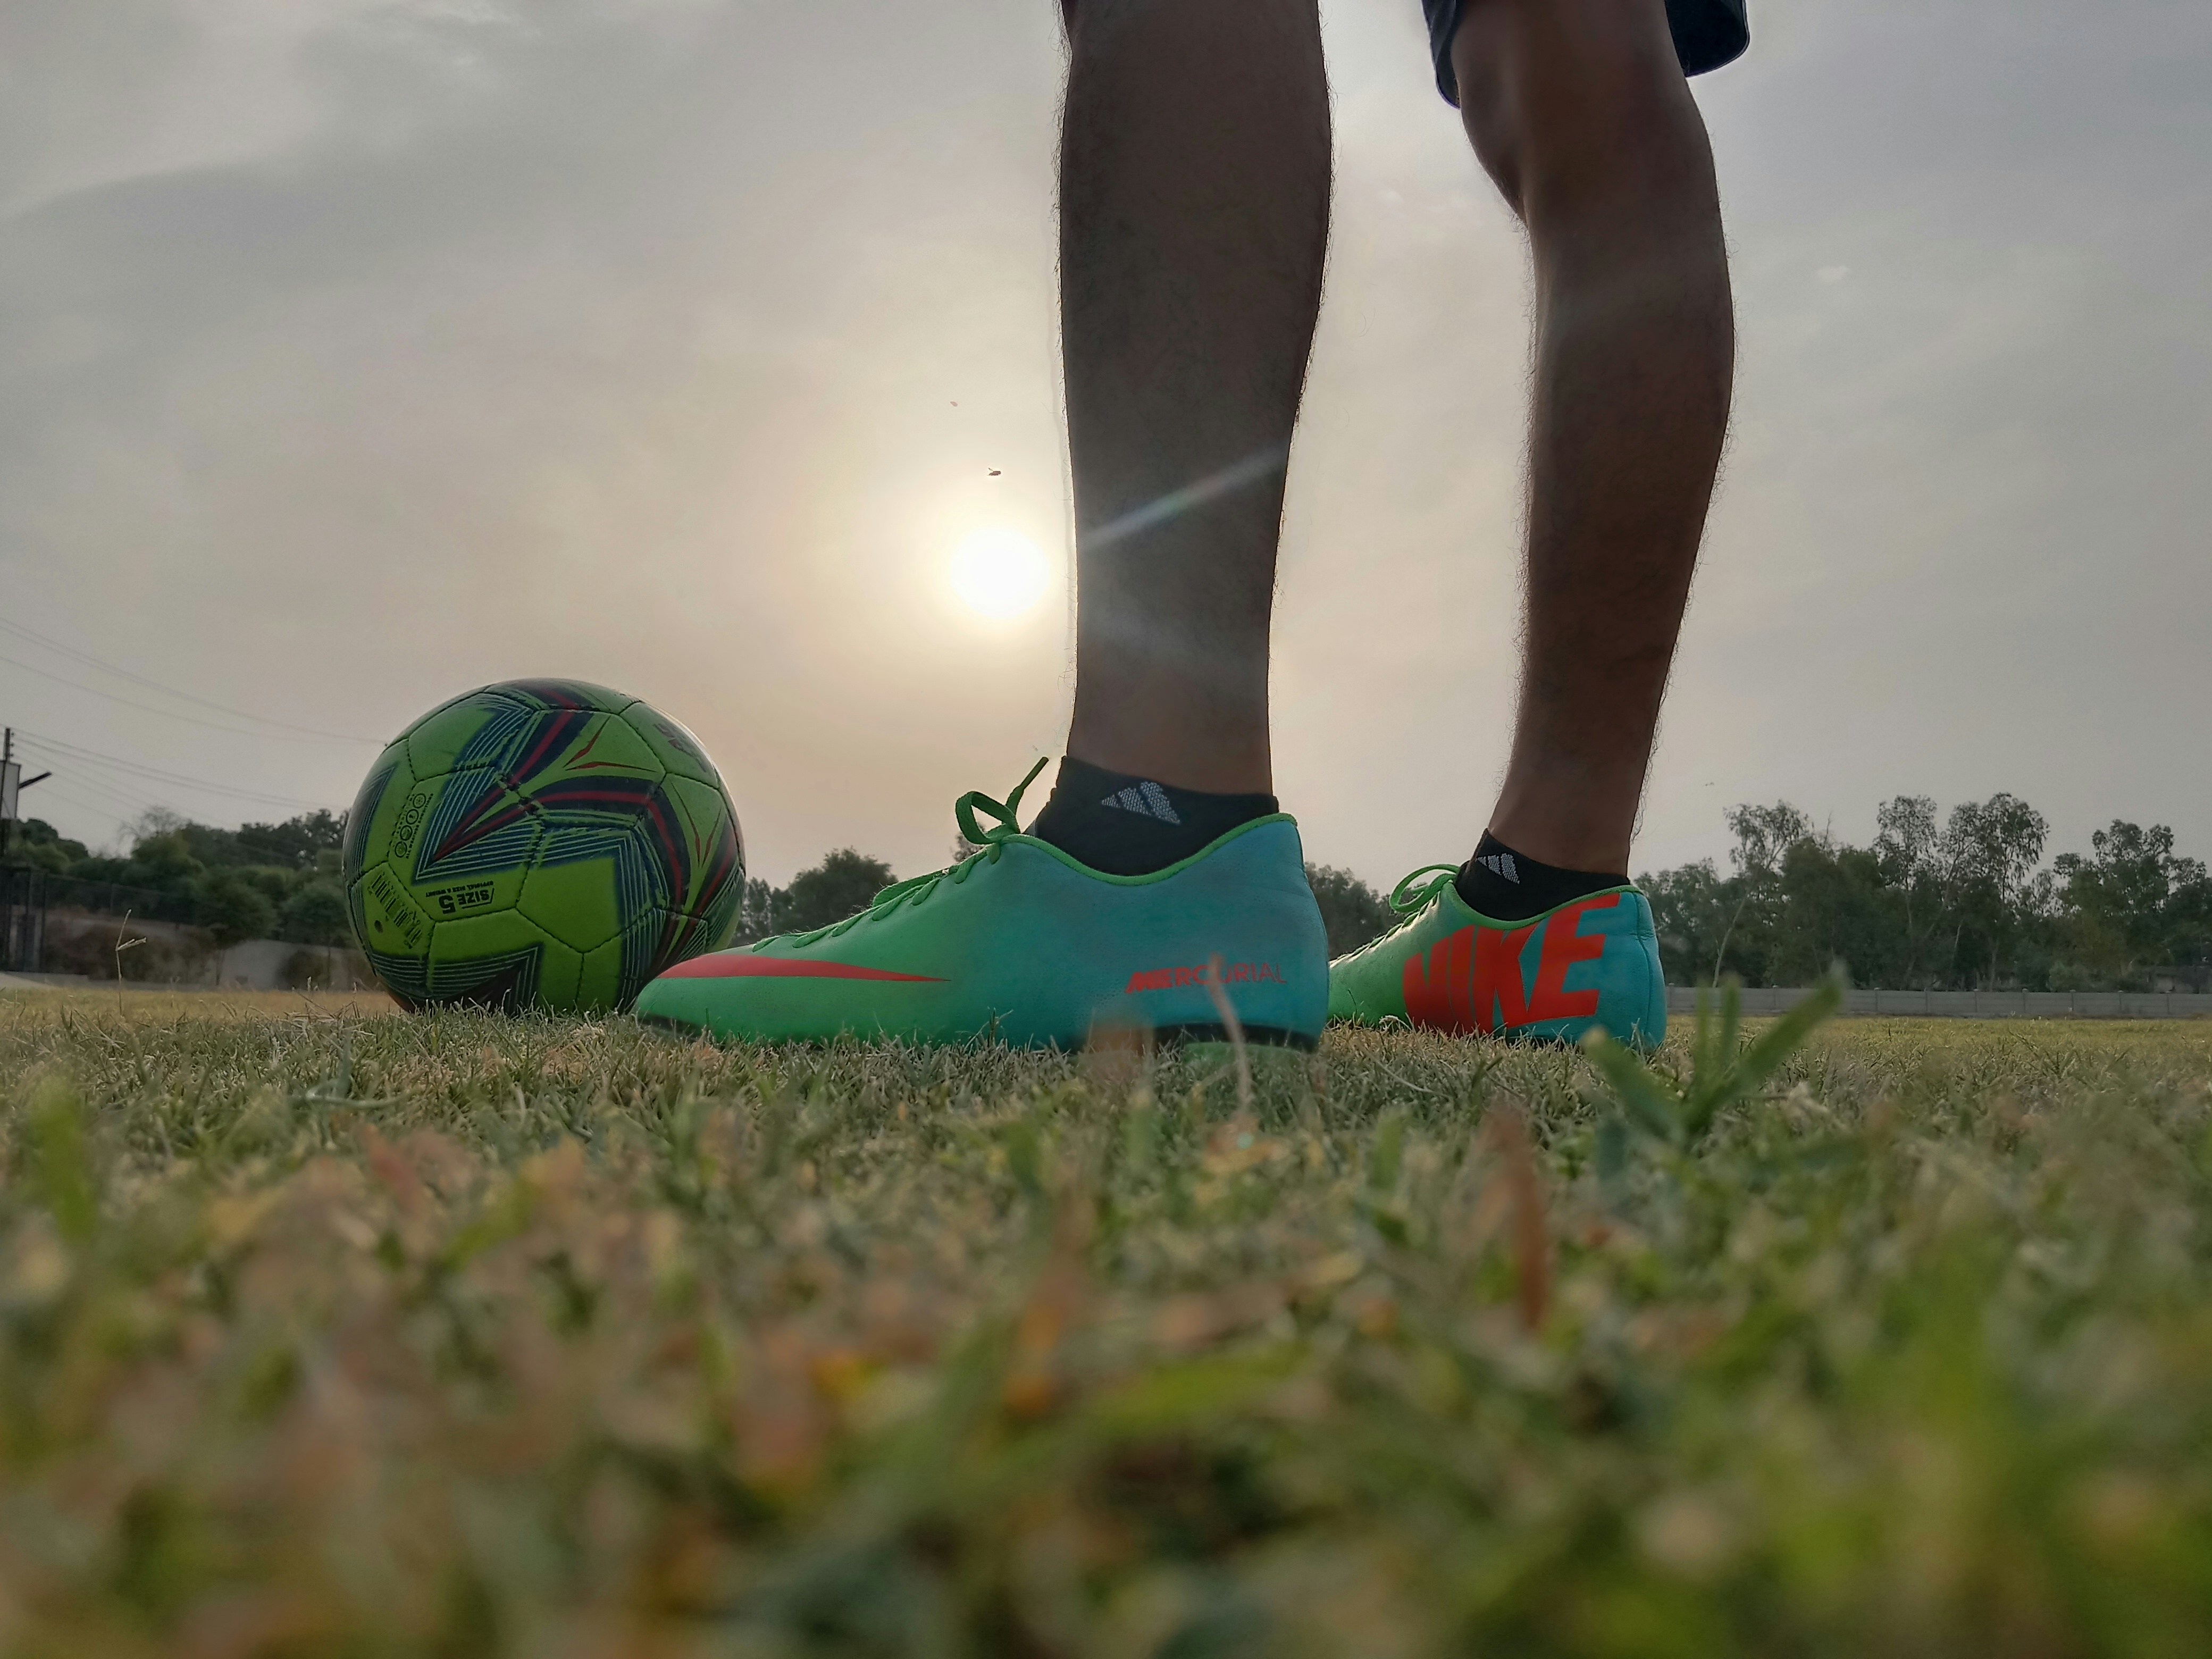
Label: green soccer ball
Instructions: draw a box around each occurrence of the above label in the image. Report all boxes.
[342,679,744,1013]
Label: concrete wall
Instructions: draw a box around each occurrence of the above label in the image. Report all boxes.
[44,910,216,983]
[40,910,372,991]
[209,939,376,992]
[1666,986,2212,1020]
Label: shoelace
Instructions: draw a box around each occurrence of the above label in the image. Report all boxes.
[1337,863,1460,962]
[1389,864,1460,917]
[775,758,1053,948]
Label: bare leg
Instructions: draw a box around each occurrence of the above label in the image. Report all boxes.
[1453,0,1733,873]
[1058,0,1331,797]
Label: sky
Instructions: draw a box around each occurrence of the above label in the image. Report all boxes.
[2,0,2208,892]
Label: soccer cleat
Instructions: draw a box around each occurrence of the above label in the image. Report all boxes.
[1328,865,1666,1050]
[634,760,1329,1050]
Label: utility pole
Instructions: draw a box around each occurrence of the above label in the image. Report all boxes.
[0,728,55,862]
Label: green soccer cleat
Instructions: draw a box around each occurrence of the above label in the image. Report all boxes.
[1328,864,1667,1050]
[634,761,1329,1050]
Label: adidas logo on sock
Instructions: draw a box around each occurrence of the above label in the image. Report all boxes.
[1099,781,1182,825]
[1478,852,1519,883]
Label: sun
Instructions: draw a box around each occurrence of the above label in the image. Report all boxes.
[950,527,1052,621]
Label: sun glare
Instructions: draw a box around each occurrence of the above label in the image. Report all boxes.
[950,527,1051,621]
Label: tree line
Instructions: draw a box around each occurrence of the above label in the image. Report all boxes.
[9,810,353,948]
[1641,796,2210,991]
[18,790,2203,993]
[740,798,2212,994]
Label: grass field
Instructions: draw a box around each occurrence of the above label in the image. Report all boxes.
[2,991,2209,1656]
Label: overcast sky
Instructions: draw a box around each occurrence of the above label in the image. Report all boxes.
[3,0,2207,890]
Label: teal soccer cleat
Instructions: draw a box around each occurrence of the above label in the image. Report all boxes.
[635,761,1329,1050]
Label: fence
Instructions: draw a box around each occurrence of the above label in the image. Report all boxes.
[1666,986,2212,1021]
[1,866,45,974]
[43,874,195,925]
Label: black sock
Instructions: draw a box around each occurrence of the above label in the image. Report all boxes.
[1027,757,1277,876]
[1454,830,1626,923]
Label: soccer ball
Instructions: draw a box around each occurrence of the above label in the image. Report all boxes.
[342,679,744,1013]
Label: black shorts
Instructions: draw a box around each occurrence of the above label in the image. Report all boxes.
[1422,0,1748,105]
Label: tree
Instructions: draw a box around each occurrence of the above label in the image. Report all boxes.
[5,819,89,875]
[1641,859,1735,985]
[17,808,362,934]
[123,830,205,893]
[738,850,898,942]
[1874,795,1946,985]
[1630,795,2211,991]
[1771,839,1903,987]
[1713,802,1816,984]
[194,868,278,947]
[2056,822,2210,979]
[236,811,347,871]
[126,807,188,842]
[1727,803,1815,879]
[1305,865,1395,958]
[177,822,246,868]
[2169,858,2212,973]
[279,881,354,947]
[782,850,895,932]
[1939,793,2047,986]
[738,878,783,943]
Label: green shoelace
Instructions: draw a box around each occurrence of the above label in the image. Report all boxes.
[778,758,1052,947]
[1389,864,1461,917]
[1335,863,1460,963]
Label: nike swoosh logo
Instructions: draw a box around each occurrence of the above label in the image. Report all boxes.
[657,955,945,983]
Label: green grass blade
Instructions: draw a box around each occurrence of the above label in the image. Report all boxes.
[1691,980,1722,1096]
[1595,1110,1631,1189]
[1680,968,1847,1140]
[1582,1030,1686,1145]
[1726,968,1844,1096]
[27,1078,98,1245]
[1715,977,1742,1085]
[1370,1109,1408,1191]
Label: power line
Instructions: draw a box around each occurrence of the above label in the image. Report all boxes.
[0,616,381,743]
[14,731,340,811]
[36,788,180,860]
[0,649,378,744]
[0,735,140,836]
[35,780,142,831]
[35,768,153,820]
[19,734,334,811]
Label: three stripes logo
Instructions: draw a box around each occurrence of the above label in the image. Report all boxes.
[1099,781,1182,824]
